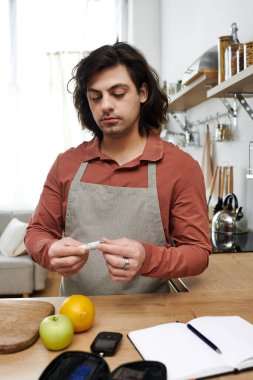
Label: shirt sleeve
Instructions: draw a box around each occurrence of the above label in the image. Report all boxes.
[24,155,64,268]
[140,160,211,279]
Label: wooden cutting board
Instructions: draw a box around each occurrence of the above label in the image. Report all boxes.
[0,300,55,354]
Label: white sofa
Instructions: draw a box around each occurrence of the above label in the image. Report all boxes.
[0,211,47,297]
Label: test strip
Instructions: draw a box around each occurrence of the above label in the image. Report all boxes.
[79,240,104,251]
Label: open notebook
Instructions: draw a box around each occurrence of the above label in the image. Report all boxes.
[128,316,253,380]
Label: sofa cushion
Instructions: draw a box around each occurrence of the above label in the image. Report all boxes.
[0,211,32,235]
[0,254,33,269]
[0,218,28,256]
[0,255,34,294]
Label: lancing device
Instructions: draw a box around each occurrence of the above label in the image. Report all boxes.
[79,240,104,251]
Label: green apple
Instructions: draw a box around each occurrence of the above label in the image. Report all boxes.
[39,314,74,350]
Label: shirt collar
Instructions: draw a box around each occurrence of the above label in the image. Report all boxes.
[80,137,101,161]
[141,131,164,162]
[81,130,164,163]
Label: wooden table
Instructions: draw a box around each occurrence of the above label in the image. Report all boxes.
[1,291,253,380]
[171,252,253,292]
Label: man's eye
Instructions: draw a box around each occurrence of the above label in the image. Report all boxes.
[89,94,101,101]
[113,92,125,98]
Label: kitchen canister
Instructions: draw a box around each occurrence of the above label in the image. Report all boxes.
[218,35,231,83]
[244,41,253,69]
[228,43,240,78]
[236,43,244,74]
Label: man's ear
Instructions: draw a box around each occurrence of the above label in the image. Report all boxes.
[139,83,148,103]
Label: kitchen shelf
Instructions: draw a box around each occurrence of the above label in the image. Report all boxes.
[207,65,253,98]
[168,72,218,112]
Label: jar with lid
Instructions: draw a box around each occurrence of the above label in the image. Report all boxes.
[244,41,253,69]
[236,43,244,73]
[218,36,231,83]
[228,43,240,78]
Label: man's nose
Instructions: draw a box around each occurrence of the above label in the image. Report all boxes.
[100,94,113,111]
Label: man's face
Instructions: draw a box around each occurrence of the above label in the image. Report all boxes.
[87,64,148,138]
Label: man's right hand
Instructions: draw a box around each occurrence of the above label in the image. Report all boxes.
[48,237,89,276]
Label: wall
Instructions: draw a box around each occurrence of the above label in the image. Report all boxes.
[159,0,253,229]
[126,0,253,229]
[127,0,161,73]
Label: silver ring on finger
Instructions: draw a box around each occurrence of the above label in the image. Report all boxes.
[122,257,130,270]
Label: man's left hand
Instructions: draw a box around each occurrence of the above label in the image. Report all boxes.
[98,237,146,282]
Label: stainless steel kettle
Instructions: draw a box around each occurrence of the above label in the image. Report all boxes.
[212,193,248,234]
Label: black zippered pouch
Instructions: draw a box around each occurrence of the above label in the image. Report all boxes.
[39,351,167,380]
[39,351,111,380]
[111,359,167,379]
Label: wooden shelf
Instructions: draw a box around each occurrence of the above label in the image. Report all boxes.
[207,65,253,98]
[168,65,253,114]
[168,72,218,112]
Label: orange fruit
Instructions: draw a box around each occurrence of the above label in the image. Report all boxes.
[59,295,95,333]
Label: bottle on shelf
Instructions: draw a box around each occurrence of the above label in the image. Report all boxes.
[218,22,240,83]
[231,22,239,43]
[225,23,240,80]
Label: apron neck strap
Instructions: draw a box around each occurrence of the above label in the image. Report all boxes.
[73,161,157,188]
[147,162,157,189]
[73,162,89,182]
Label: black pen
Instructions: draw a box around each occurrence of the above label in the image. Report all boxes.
[187,323,222,354]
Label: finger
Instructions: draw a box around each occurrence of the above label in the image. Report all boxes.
[101,237,128,246]
[51,246,90,259]
[106,264,133,282]
[63,239,82,247]
[50,255,87,272]
[107,264,133,277]
[99,243,133,259]
[103,253,136,271]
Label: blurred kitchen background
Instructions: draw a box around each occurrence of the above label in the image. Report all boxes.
[0,0,252,231]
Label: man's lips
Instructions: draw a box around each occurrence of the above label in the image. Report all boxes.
[101,117,120,125]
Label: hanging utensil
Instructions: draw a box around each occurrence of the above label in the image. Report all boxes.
[213,166,221,215]
[228,166,234,210]
[220,166,226,206]
[214,166,225,214]
[224,166,229,196]
[229,166,234,193]
[207,166,218,207]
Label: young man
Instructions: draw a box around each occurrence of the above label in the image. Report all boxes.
[25,42,211,296]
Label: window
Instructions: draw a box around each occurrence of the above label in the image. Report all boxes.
[0,0,123,210]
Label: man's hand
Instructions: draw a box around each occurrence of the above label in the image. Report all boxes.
[98,237,146,282]
[48,237,89,276]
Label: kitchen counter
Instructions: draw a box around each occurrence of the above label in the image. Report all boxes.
[1,292,253,380]
[170,252,253,292]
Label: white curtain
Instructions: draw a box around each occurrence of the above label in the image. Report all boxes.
[0,0,124,211]
[47,51,91,150]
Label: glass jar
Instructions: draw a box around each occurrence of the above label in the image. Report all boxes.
[218,36,231,83]
[244,41,253,69]
[228,43,239,78]
[236,43,244,74]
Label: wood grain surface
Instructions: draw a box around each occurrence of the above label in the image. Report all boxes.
[174,252,253,292]
[0,300,55,354]
[1,293,253,379]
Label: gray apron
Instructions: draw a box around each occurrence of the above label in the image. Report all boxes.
[62,161,169,295]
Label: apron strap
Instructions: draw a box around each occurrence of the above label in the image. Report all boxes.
[147,162,157,189]
[72,162,89,182]
[73,161,157,189]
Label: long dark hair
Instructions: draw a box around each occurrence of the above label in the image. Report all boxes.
[69,42,168,139]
